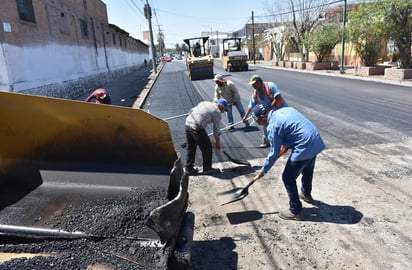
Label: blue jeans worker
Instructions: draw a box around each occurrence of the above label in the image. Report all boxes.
[184,98,229,175]
[242,74,288,148]
[251,104,325,221]
[213,74,249,131]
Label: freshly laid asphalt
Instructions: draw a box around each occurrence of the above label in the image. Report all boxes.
[81,60,412,162]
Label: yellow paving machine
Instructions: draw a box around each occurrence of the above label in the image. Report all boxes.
[222,38,248,72]
[183,37,214,80]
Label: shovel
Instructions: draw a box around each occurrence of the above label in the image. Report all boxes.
[222,150,251,166]
[217,147,289,205]
[217,179,256,205]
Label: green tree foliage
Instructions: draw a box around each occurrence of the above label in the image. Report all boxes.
[382,0,412,69]
[305,24,341,63]
[347,2,388,66]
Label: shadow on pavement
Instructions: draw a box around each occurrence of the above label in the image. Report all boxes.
[303,200,363,224]
[226,210,279,225]
[222,201,362,225]
[218,165,259,180]
[190,237,238,270]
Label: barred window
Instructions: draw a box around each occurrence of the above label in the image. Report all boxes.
[16,0,36,23]
[79,19,88,37]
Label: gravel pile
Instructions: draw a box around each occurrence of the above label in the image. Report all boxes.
[0,186,172,269]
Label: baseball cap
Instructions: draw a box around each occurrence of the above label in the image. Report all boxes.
[251,104,267,119]
[213,74,226,82]
[218,98,229,111]
[249,74,262,85]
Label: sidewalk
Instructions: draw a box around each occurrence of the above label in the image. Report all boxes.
[250,60,412,88]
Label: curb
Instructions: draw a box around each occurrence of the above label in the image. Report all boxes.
[250,63,412,88]
[134,62,165,109]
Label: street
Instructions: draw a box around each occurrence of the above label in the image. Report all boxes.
[82,58,412,269]
[141,59,412,270]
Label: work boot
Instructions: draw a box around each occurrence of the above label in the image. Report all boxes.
[203,168,220,175]
[185,167,198,176]
[299,193,314,203]
[279,209,303,221]
[259,138,270,148]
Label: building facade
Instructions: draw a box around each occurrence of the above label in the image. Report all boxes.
[0,0,149,98]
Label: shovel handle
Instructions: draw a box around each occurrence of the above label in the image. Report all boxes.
[253,146,289,181]
[245,179,256,189]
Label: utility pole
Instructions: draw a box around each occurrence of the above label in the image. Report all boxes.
[209,27,212,55]
[216,30,219,57]
[144,0,157,74]
[340,0,347,74]
[252,11,256,65]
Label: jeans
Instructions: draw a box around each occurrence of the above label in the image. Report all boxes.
[185,128,213,170]
[262,126,268,142]
[281,156,317,213]
[226,98,246,126]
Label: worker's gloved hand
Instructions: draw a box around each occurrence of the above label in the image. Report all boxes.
[253,171,264,181]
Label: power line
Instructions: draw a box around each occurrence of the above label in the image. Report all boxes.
[253,0,346,19]
[128,0,145,17]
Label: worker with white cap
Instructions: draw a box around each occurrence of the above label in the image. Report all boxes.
[213,74,249,131]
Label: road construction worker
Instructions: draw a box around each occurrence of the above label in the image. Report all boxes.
[251,104,325,221]
[242,74,288,148]
[184,98,229,176]
[85,88,111,104]
[213,74,249,131]
[193,42,201,57]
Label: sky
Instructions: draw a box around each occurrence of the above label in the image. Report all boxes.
[101,0,271,48]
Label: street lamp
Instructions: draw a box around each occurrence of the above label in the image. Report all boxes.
[340,0,347,74]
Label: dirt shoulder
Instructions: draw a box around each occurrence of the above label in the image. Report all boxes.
[187,139,412,269]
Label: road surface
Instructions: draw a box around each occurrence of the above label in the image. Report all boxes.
[142,59,412,270]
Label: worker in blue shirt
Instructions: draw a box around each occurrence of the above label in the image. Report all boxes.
[242,74,288,148]
[251,104,325,221]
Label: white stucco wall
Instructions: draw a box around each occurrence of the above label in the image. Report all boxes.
[0,41,149,97]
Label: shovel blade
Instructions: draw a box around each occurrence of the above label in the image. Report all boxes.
[217,187,249,205]
[223,151,251,167]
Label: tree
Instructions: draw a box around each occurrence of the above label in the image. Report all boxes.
[174,44,182,55]
[157,31,165,56]
[265,27,288,61]
[347,2,388,67]
[305,23,341,62]
[282,0,329,61]
[382,0,412,69]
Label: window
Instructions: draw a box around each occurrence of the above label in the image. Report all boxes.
[79,19,88,37]
[16,0,36,23]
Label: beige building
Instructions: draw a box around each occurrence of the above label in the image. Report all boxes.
[0,0,149,98]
